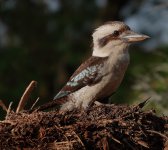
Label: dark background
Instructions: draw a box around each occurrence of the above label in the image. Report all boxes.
[0,0,168,119]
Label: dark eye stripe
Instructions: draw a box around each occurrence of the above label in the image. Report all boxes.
[98,26,130,48]
[98,35,111,47]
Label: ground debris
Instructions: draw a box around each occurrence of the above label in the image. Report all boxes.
[0,104,167,150]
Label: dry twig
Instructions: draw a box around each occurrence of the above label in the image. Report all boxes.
[16,80,37,113]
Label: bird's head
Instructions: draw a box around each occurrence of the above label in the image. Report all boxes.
[92,21,150,57]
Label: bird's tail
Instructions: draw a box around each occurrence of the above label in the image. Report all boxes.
[34,97,67,112]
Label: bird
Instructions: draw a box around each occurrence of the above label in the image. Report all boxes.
[37,21,149,112]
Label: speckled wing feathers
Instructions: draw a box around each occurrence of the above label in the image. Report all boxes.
[54,56,108,100]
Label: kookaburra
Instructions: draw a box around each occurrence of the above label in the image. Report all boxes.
[38,21,149,112]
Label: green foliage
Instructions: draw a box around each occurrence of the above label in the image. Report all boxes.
[111,47,168,115]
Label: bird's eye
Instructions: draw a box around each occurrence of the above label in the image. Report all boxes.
[113,30,120,36]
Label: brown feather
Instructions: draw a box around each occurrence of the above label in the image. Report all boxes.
[60,56,108,93]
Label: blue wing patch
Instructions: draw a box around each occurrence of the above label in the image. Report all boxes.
[53,56,108,100]
[54,91,70,100]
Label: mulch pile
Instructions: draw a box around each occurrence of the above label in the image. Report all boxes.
[0,102,168,150]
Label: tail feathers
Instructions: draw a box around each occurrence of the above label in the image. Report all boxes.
[35,97,68,111]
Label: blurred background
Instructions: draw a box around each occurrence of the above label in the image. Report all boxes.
[0,0,168,119]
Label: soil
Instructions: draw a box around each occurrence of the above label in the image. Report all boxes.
[0,102,167,150]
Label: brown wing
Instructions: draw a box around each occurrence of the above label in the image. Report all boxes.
[53,56,108,100]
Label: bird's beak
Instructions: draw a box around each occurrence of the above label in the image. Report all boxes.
[122,31,150,43]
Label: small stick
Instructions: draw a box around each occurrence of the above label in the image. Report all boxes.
[30,97,40,110]
[6,102,13,119]
[138,97,151,108]
[0,100,7,112]
[147,130,168,140]
[16,80,37,113]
